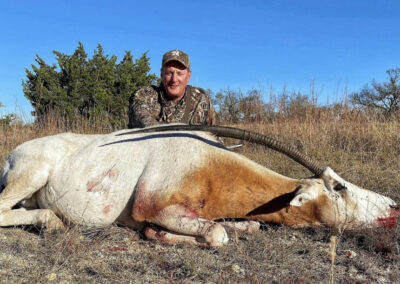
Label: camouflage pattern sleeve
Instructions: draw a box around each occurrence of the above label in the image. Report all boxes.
[128,86,162,128]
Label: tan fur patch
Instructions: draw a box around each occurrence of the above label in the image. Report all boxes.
[164,154,324,226]
[130,154,331,227]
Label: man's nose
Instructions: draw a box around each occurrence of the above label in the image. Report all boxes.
[170,72,178,82]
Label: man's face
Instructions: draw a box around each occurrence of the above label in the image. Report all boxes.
[161,61,191,101]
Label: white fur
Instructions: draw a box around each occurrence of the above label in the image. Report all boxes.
[0,130,216,228]
[0,127,398,246]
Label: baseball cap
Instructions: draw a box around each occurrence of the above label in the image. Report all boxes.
[162,49,190,69]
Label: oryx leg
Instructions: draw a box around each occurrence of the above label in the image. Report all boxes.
[0,207,65,230]
[221,220,260,233]
[0,163,65,231]
[136,204,229,247]
[144,227,208,247]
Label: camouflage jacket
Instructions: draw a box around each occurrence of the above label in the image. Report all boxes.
[128,84,217,128]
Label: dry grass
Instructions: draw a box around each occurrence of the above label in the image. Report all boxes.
[0,112,399,283]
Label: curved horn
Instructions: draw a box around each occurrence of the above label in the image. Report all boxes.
[117,125,325,176]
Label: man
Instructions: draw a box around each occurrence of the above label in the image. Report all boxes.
[128,49,217,128]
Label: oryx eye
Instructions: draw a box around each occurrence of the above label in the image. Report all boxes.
[333,184,346,191]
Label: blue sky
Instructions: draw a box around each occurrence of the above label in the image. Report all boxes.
[1,0,399,119]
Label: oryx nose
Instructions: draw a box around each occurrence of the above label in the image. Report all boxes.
[389,204,399,210]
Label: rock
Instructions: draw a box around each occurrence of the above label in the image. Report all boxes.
[231,264,245,276]
[343,250,357,258]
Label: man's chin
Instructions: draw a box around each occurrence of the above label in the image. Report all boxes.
[166,89,183,100]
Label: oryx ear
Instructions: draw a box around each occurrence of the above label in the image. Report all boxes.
[289,186,318,207]
[290,192,313,207]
